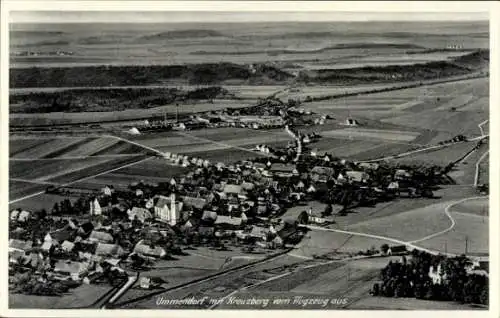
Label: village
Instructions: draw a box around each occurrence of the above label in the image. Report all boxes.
[8,114,454,298]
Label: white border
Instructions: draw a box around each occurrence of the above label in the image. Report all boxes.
[1,1,498,318]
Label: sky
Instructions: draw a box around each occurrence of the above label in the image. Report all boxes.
[9,11,489,24]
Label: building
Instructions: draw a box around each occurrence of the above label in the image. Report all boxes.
[88,230,114,244]
[95,243,126,258]
[127,207,152,223]
[270,163,298,178]
[133,240,166,258]
[214,215,244,228]
[310,166,336,183]
[154,194,183,226]
[345,118,359,126]
[53,260,90,281]
[89,198,102,216]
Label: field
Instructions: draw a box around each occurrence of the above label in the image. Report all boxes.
[390,141,478,167]
[304,77,489,140]
[9,284,112,309]
[415,211,488,256]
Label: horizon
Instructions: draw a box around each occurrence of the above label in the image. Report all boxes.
[9,11,489,24]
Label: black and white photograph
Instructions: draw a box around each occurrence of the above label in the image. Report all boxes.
[1,1,496,315]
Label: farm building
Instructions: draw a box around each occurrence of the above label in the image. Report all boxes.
[345,118,359,126]
[270,163,298,178]
[53,260,90,281]
[128,207,152,223]
[88,230,114,244]
[310,166,336,183]
[133,240,166,258]
[95,243,126,258]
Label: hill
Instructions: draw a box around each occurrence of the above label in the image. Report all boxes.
[138,29,225,41]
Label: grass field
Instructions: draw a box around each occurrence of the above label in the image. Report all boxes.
[415,211,488,256]
[346,201,455,243]
[390,141,477,166]
[9,284,112,309]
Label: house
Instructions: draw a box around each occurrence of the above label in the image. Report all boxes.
[198,226,215,237]
[53,260,90,281]
[214,215,243,228]
[182,196,207,210]
[386,245,408,256]
[128,207,152,223]
[202,211,218,222]
[10,209,20,221]
[154,194,183,226]
[89,230,114,244]
[17,210,31,222]
[133,240,166,258]
[78,222,94,236]
[270,163,298,178]
[310,166,336,183]
[102,186,113,196]
[358,162,379,170]
[345,118,359,126]
[46,227,75,245]
[9,239,33,256]
[89,198,102,216]
[249,226,269,241]
[224,184,243,195]
[394,169,412,180]
[95,243,126,258]
[345,170,369,183]
[429,263,446,284]
[61,240,75,253]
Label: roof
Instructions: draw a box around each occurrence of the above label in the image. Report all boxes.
[202,211,218,221]
[133,241,166,258]
[182,196,207,210]
[224,184,243,194]
[54,260,89,275]
[49,228,74,243]
[250,226,269,237]
[154,195,172,208]
[241,182,255,191]
[61,240,75,252]
[214,215,243,226]
[129,207,152,221]
[346,170,368,182]
[9,239,33,251]
[95,243,125,256]
[311,166,335,176]
[89,230,114,243]
[270,163,297,173]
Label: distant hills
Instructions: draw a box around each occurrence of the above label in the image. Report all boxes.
[9,50,488,88]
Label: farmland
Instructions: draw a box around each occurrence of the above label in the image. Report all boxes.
[8,19,490,311]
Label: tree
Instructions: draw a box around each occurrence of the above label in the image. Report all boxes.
[381,244,390,255]
[52,202,60,215]
[371,283,380,296]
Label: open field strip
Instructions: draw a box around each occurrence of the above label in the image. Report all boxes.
[9,156,153,204]
[174,131,277,158]
[9,178,61,186]
[320,128,419,142]
[10,154,144,161]
[10,137,87,158]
